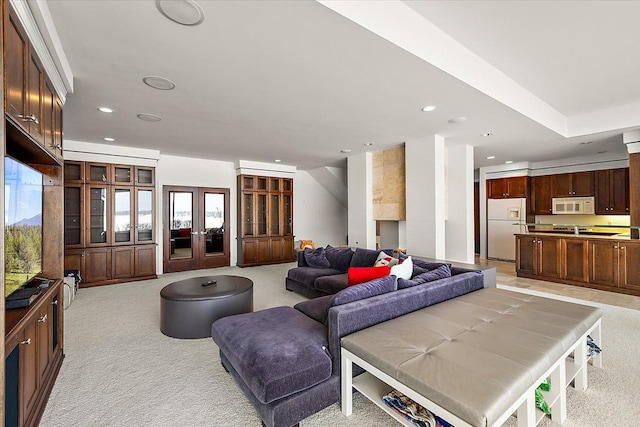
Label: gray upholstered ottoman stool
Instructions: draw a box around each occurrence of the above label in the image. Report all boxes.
[160,275,253,339]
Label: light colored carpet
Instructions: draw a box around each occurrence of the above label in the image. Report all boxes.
[40,263,640,426]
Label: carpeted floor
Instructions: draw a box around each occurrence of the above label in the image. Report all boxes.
[40,263,640,426]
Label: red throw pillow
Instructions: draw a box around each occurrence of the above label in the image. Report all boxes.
[179,228,191,237]
[347,266,391,286]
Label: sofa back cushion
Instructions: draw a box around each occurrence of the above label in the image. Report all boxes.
[350,247,393,267]
[303,247,331,268]
[325,245,354,272]
[398,264,452,289]
[330,274,397,307]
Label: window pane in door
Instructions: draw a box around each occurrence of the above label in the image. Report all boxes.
[169,191,193,259]
[138,189,153,242]
[89,187,107,243]
[114,189,132,243]
[257,194,267,235]
[204,193,225,254]
[270,194,280,235]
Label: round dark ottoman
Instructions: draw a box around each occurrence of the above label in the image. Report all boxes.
[160,275,253,339]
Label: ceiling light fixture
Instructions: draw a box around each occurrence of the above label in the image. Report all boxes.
[104,137,115,142]
[448,117,467,123]
[137,113,163,122]
[580,141,593,145]
[364,142,374,146]
[505,160,513,164]
[486,156,495,160]
[421,105,437,112]
[481,132,493,137]
[340,149,352,153]
[274,159,282,163]
[143,76,176,90]
[156,0,204,26]
[98,107,114,113]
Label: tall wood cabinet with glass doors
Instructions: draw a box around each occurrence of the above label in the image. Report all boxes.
[237,175,294,266]
[63,161,156,287]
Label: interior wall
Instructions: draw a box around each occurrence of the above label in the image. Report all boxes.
[293,170,348,248]
[347,153,375,248]
[156,155,237,269]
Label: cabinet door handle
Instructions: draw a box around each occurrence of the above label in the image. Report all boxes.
[20,338,32,345]
[38,314,48,323]
[605,207,609,211]
[613,246,618,249]
[52,300,58,306]
[621,246,626,250]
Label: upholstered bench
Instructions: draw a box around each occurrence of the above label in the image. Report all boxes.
[341,288,603,427]
[211,306,337,427]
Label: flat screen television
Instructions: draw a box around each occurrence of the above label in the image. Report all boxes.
[4,156,43,297]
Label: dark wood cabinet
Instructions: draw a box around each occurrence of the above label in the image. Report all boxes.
[590,239,640,290]
[551,172,594,197]
[64,161,157,287]
[595,168,629,215]
[487,176,527,199]
[5,282,64,427]
[561,239,589,282]
[530,175,553,214]
[620,240,640,291]
[237,175,294,266]
[516,235,560,279]
[5,3,29,127]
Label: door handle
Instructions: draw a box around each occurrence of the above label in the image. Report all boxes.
[199,231,207,235]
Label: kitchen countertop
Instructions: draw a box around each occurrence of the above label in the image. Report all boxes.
[516,231,633,240]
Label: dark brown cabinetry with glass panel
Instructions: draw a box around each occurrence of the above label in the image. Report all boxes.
[63,161,156,287]
[237,175,294,267]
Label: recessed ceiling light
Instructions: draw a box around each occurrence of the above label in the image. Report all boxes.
[98,107,114,113]
[486,156,495,160]
[448,117,467,123]
[137,113,162,122]
[104,137,115,142]
[364,142,374,146]
[143,76,176,90]
[481,132,493,137]
[340,149,352,153]
[505,160,513,164]
[156,0,204,26]
[274,159,281,163]
[580,141,593,145]
[421,105,437,112]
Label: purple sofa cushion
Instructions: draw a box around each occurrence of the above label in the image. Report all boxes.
[349,247,383,267]
[325,245,353,272]
[294,295,333,325]
[287,267,342,286]
[314,273,348,295]
[398,264,452,289]
[304,247,331,268]
[330,274,397,307]
[412,259,451,271]
[211,307,331,404]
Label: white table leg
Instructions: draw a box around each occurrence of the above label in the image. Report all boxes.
[341,350,353,416]
[517,395,536,427]
[574,337,588,390]
[591,321,603,369]
[550,361,567,424]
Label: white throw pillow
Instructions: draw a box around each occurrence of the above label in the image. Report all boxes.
[390,256,413,280]
[374,251,400,267]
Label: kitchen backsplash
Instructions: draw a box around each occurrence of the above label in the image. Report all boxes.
[535,215,630,226]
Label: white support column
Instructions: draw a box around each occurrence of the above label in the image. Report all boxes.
[347,152,375,248]
[405,135,446,259]
[445,144,474,263]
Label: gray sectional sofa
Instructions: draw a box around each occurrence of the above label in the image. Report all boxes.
[211,254,485,427]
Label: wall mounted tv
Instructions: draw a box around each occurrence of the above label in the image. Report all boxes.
[4,156,43,297]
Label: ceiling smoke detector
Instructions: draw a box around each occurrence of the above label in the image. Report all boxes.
[156,0,204,26]
[142,76,176,90]
[137,113,163,122]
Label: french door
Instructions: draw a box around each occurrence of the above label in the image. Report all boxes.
[163,186,230,273]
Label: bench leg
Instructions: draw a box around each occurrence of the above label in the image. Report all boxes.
[341,351,353,416]
[574,337,588,390]
[550,361,567,424]
[517,395,536,427]
[590,321,603,369]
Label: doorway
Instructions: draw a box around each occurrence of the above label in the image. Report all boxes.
[163,186,230,273]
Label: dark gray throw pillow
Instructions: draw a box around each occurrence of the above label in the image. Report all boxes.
[325,245,353,272]
[304,247,331,268]
[398,264,452,289]
[329,274,397,307]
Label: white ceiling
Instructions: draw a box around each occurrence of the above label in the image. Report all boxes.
[39,0,640,170]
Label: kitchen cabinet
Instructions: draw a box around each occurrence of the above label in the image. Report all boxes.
[589,239,640,291]
[487,176,527,199]
[530,175,553,214]
[560,239,589,282]
[4,4,29,127]
[595,168,629,215]
[237,175,294,266]
[551,172,594,197]
[5,282,64,427]
[515,235,560,279]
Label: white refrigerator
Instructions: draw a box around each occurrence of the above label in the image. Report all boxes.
[487,198,527,261]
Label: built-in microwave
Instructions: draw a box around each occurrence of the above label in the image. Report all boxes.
[552,197,595,215]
